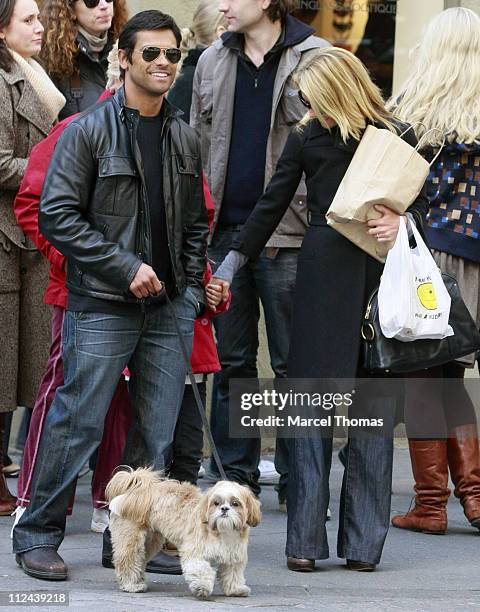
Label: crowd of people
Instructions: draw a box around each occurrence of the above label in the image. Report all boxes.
[0,0,479,585]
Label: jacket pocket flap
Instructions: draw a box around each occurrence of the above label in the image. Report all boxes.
[98,156,138,177]
[174,155,199,177]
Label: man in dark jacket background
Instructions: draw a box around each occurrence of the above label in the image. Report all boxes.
[13,11,208,581]
[191,0,328,502]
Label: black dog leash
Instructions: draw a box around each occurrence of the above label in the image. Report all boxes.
[165,292,228,482]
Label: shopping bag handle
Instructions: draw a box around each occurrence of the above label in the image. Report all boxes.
[415,128,446,166]
[399,122,426,139]
[400,125,445,167]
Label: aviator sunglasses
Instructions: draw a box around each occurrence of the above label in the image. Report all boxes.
[135,46,182,64]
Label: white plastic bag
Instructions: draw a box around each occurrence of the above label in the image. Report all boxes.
[378,219,453,342]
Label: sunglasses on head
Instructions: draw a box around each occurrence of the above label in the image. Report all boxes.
[78,0,114,8]
[136,46,182,64]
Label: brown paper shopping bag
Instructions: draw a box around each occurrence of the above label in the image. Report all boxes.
[326,125,441,262]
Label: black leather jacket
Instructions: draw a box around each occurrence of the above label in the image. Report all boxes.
[39,87,208,305]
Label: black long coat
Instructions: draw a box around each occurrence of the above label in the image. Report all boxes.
[233,120,429,378]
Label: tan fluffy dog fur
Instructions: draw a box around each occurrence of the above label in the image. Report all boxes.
[105,468,261,598]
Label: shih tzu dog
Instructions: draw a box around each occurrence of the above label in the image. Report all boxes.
[105,468,261,598]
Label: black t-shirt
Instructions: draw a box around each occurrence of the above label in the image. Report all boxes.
[137,113,172,291]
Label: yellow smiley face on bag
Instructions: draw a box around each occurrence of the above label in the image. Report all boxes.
[417,283,437,310]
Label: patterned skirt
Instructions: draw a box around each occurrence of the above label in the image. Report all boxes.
[432,250,480,367]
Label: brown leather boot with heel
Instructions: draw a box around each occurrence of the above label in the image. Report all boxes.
[447,424,480,530]
[392,439,450,534]
[0,413,17,516]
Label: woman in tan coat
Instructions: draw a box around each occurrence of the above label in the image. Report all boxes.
[0,0,65,514]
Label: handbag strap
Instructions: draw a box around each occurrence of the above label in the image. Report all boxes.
[165,291,228,482]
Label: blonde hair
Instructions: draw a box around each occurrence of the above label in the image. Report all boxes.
[389,8,480,147]
[180,0,228,53]
[106,42,120,90]
[294,47,397,143]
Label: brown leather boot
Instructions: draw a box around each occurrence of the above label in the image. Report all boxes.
[286,557,315,572]
[392,440,450,534]
[447,424,480,530]
[0,414,16,516]
[16,548,67,581]
[0,476,16,515]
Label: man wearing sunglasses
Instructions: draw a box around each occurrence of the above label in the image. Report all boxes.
[191,0,327,506]
[13,11,208,581]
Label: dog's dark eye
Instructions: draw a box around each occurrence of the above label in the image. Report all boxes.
[213,501,220,506]
[231,501,239,507]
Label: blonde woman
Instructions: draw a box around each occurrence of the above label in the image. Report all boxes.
[389,8,480,534]
[168,0,227,120]
[207,47,428,572]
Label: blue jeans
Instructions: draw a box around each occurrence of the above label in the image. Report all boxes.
[13,291,196,553]
[286,395,395,565]
[209,229,297,496]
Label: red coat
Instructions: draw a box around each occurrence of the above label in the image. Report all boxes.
[191,188,230,374]
[13,91,114,308]
[14,93,228,374]
[14,117,70,309]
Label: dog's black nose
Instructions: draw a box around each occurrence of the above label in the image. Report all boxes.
[220,505,229,513]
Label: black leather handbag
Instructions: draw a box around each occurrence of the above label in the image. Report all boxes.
[362,273,480,373]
